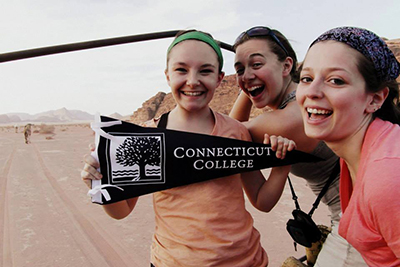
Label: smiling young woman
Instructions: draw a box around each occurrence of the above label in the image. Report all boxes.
[297,26,400,266]
[230,26,366,266]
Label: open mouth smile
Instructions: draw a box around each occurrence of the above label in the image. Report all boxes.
[247,85,264,97]
[182,91,204,96]
[307,107,333,120]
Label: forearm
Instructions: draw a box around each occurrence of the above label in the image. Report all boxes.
[242,167,289,212]
[255,166,289,212]
[102,197,138,219]
[229,92,253,122]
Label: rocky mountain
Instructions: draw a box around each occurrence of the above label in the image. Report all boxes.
[130,38,400,125]
[129,75,269,124]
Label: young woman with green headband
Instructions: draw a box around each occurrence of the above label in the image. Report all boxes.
[81,29,297,266]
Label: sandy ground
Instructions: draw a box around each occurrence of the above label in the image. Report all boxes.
[0,125,330,267]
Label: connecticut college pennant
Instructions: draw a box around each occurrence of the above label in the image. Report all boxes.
[88,115,321,204]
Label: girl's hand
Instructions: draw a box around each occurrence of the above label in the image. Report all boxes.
[80,143,102,188]
[264,134,297,159]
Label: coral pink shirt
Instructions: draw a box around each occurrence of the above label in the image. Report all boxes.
[339,118,400,266]
[149,111,268,267]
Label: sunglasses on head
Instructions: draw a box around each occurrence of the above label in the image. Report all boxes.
[234,26,289,56]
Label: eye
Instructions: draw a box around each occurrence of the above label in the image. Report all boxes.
[175,68,187,73]
[329,78,345,86]
[252,62,262,68]
[300,76,313,83]
[235,67,244,76]
[200,68,214,74]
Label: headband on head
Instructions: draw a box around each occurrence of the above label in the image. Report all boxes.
[167,31,223,71]
[311,26,400,82]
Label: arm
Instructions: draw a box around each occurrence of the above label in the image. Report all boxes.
[81,152,138,219]
[241,135,296,212]
[102,198,138,220]
[229,91,253,122]
[241,167,290,212]
[245,102,319,153]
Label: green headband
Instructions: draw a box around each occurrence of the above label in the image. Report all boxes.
[167,31,223,71]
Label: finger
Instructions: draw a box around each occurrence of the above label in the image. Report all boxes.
[288,140,297,151]
[89,143,96,151]
[280,139,290,159]
[275,137,285,159]
[83,163,103,179]
[269,135,278,151]
[263,134,271,145]
[83,154,100,169]
[80,170,93,188]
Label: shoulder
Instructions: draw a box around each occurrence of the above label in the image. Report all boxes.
[363,158,400,207]
[214,112,252,142]
[364,119,400,159]
[244,102,318,150]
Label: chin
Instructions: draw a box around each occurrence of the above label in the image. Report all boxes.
[252,99,268,109]
[304,127,327,141]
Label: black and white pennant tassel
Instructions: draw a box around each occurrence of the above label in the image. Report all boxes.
[88,115,321,204]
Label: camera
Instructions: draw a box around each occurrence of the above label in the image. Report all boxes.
[286,209,321,248]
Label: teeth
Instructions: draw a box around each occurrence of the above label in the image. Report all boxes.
[247,85,263,92]
[307,107,332,115]
[183,91,203,96]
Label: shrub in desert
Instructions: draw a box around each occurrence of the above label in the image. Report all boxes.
[39,123,55,134]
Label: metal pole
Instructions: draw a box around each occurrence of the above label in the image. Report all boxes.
[0,30,234,63]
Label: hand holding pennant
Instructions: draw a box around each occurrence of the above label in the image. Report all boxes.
[88,115,321,204]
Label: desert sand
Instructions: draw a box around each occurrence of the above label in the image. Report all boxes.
[0,124,330,267]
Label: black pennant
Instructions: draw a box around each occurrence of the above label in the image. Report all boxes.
[89,116,321,204]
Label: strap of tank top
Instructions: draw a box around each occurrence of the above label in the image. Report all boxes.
[278,90,297,110]
[157,112,170,129]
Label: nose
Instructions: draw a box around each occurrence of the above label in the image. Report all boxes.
[305,78,324,99]
[241,68,255,83]
[186,72,200,88]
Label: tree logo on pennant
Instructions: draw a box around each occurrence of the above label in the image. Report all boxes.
[108,133,166,185]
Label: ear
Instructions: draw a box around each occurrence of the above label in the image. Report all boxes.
[216,71,225,88]
[164,69,170,86]
[282,57,294,77]
[365,87,389,113]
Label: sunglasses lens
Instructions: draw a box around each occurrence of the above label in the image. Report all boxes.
[235,27,270,44]
[234,27,288,56]
[247,27,270,37]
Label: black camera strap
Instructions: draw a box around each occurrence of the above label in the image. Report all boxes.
[286,159,340,251]
[288,159,340,216]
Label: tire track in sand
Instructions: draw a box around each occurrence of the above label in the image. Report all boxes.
[32,143,139,267]
[0,144,15,267]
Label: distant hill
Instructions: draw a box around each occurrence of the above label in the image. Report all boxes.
[1,107,94,124]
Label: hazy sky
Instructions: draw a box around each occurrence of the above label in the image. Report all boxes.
[1,0,399,116]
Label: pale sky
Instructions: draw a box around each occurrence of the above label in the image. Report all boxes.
[1,0,399,116]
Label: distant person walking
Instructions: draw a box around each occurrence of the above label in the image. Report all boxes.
[23,123,32,144]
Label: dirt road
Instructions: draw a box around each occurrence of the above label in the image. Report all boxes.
[0,125,330,266]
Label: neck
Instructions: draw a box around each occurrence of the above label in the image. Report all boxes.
[271,78,296,110]
[326,115,373,184]
[168,106,215,134]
